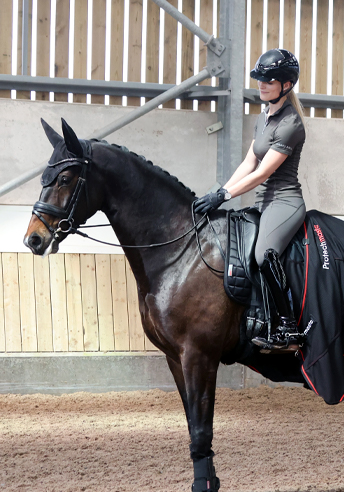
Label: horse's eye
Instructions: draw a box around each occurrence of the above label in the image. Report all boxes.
[58,174,71,186]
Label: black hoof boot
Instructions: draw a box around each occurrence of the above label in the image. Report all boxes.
[192,456,220,491]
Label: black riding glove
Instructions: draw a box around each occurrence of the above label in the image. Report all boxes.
[194,187,231,215]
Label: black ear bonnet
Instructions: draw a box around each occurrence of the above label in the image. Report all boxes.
[40,118,92,187]
[41,139,92,187]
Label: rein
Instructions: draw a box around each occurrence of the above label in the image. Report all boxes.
[32,156,226,275]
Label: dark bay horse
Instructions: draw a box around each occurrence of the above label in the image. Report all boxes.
[24,118,304,491]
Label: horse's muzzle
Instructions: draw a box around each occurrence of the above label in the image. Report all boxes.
[24,232,59,256]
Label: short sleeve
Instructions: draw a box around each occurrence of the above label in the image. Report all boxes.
[271,114,305,156]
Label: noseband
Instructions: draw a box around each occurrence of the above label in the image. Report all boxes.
[32,157,90,240]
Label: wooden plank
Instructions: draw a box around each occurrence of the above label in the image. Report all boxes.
[80,254,99,351]
[250,0,264,114]
[65,253,84,351]
[127,0,143,107]
[283,0,296,53]
[267,0,280,51]
[0,0,13,99]
[2,254,21,352]
[49,254,69,352]
[109,0,125,106]
[0,254,6,352]
[163,0,178,109]
[332,0,344,118]
[33,256,53,351]
[18,253,37,352]
[73,0,88,103]
[299,0,313,117]
[180,1,195,110]
[16,0,32,99]
[91,0,106,105]
[198,0,213,112]
[95,255,115,352]
[55,0,70,102]
[146,0,160,102]
[110,255,130,351]
[35,0,51,101]
[314,0,328,118]
[125,258,145,351]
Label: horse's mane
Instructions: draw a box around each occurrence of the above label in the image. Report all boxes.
[91,139,196,198]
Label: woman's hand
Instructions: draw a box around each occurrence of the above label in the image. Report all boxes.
[194,188,230,214]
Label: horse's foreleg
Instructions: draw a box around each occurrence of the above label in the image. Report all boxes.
[182,352,221,492]
[166,355,191,434]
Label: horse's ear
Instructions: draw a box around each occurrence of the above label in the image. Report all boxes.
[61,118,84,157]
[41,118,63,148]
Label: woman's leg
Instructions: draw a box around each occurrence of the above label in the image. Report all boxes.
[253,199,306,350]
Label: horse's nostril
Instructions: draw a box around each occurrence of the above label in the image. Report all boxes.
[28,233,43,249]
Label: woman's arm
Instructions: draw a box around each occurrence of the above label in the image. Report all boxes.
[224,148,288,198]
[224,141,259,188]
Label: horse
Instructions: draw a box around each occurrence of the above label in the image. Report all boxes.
[23,118,317,491]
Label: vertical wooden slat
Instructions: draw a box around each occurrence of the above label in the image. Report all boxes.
[267,0,280,51]
[0,0,13,99]
[35,0,51,101]
[146,0,160,102]
[109,0,125,106]
[180,1,195,110]
[125,258,145,351]
[111,255,130,351]
[250,0,264,114]
[127,0,143,107]
[2,254,21,352]
[314,0,328,118]
[16,0,32,100]
[80,254,99,351]
[73,0,88,103]
[18,253,37,352]
[34,256,53,351]
[299,0,313,117]
[55,0,70,102]
[95,255,115,352]
[332,0,344,118]
[163,0,178,109]
[65,254,84,351]
[49,254,69,352]
[0,255,6,352]
[198,0,213,112]
[283,0,296,53]
[91,0,106,105]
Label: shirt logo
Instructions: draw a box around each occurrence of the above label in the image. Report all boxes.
[314,224,330,270]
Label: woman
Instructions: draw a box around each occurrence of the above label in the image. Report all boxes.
[194,48,306,352]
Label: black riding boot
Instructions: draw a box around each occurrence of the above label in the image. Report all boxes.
[252,249,303,352]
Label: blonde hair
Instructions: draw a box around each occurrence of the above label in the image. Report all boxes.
[287,89,305,126]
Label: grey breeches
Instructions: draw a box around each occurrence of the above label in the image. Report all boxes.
[255,198,306,267]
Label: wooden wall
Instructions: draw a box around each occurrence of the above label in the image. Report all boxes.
[2,1,342,116]
[0,253,157,353]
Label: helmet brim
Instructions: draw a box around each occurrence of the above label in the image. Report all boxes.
[250,69,275,82]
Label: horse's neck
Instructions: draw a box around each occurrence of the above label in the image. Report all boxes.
[98,153,194,288]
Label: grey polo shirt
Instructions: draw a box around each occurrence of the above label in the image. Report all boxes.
[253,99,305,203]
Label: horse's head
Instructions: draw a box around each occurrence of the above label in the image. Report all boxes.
[24,118,94,256]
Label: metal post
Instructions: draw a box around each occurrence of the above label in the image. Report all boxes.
[22,0,29,76]
[217,0,246,209]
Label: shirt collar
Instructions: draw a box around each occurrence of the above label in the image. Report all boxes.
[264,99,292,118]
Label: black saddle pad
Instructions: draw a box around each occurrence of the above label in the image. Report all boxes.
[225,208,344,405]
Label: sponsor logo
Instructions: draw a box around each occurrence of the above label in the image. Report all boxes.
[275,142,292,152]
[314,224,330,270]
[304,317,315,336]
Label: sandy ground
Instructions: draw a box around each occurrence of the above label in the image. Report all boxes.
[0,385,343,492]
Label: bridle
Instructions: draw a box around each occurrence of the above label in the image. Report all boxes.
[32,157,90,240]
[32,156,225,274]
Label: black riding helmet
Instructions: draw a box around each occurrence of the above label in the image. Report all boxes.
[250,48,300,104]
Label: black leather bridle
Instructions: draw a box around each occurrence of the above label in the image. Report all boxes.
[32,157,90,241]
